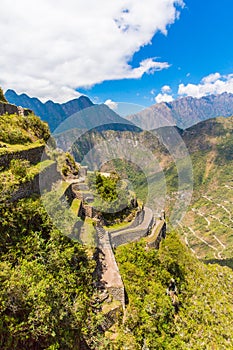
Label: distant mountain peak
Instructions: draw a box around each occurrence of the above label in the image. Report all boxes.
[125,92,233,130]
[5,89,94,131]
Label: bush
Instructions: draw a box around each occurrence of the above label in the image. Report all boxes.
[10,159,30,179]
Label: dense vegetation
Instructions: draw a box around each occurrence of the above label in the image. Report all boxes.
[113,233,233,349]
[88,171,132,215]
[0,113,50,146]
[0,198,98,349]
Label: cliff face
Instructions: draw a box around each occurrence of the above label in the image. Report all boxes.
[126,92,233,130]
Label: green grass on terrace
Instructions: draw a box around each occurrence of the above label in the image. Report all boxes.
[0,159,55,189]
[80,217,96,247]
[0,140,44,155]
[54,181,71,198]
[104,220,132,232]
[28,159,55,177]
[145,220,165,244]
[70,198,81,215]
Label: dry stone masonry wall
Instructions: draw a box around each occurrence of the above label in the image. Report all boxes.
[0,145,46,170]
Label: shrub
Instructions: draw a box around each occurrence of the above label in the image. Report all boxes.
[10,159,30,179]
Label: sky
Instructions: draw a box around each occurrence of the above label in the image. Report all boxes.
[1,0,233,108]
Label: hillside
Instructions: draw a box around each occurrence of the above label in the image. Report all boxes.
[1,92,233,349]
[125,92,233,129]
[68,115,233,262]
[0,109,102,349]
[113,233,233,349]
[5,89,94,131]
[54,103,137,134]
[173,116,233,262]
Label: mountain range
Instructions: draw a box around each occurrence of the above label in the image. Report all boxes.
[5,89,233,132]
[5,89,94,131]
[125,92,233,129]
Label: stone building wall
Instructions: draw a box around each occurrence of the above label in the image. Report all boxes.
[0,102,32,116]
[0,102,18,116]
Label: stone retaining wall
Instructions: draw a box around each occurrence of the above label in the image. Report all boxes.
[60,183,76,206]
[111,227,149,247]
[111,208,154,247]
[12,162,61,201]
[146,221,166,249]
[108,209,144,234]
[0,145,46,170]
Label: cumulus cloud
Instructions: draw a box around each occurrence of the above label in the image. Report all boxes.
[154,84,174,103]
[104,99,118,111]
[0,0,184,102]
[178,72,233,98]
[155,93,174,103]
[161,85,172,93]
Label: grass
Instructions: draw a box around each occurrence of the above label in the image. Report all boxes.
[0,160,56,200]
[80,217,96,247]
[55,181,71,198]
[104,220,132,232]
[28,159,55,175]
[0,140,44,155]
[70,198,81,215]
[145,220,165,244]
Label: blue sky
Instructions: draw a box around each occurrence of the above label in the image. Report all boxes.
[1,0,233,107]
[79,0,233,107]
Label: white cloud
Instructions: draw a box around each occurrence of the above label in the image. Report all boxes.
[201,72,221,84]
[104,99,118,111]
[178,72,233,98]
[161,85,172,93]
[0,0,184,102]
[155,93,174,103]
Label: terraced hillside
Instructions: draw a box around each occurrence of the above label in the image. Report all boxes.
[167,116,233,262]
[66,114,233,263]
